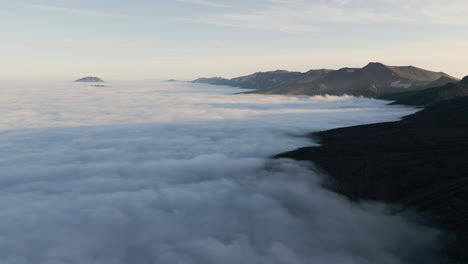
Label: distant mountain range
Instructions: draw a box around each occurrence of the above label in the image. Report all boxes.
[193,62,459,97]
[75,77,105,83]
[192,69,333,90]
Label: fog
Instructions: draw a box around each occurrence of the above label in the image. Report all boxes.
[0,81,440,263]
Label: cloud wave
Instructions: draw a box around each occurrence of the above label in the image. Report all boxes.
[0,81,442,263]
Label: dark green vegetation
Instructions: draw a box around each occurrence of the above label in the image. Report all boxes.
[276,77,468,263]
[193,63,458,97]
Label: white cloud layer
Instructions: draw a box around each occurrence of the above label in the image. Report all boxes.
[0,81,442,263]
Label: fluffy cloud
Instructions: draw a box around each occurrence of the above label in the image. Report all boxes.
[0,81,441,263]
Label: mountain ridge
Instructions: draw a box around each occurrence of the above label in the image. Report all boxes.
[379,76,468,106]
[193,69,333,90]
[260,62,458,97]
[193,63,458,97]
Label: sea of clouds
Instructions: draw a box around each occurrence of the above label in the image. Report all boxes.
[0,80,441,264]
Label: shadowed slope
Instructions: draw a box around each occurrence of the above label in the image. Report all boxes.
[380,76,468,106]
[276,97,468,262]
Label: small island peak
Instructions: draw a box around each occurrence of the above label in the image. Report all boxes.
[75,76,105,83]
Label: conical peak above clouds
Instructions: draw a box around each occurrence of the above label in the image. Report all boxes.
[75,76,105,83]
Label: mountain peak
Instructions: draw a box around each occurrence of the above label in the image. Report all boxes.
[461,76,468,84]
[194,63,454,97]
[75,76,105,83]
[361,62,390,72]
[364,62,386,68]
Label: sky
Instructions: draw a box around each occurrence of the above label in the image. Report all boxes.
[0,0,467,79]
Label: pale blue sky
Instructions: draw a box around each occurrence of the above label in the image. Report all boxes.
[1,0,467,79]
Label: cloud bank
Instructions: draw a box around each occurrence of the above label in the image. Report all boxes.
[0,81,441,263]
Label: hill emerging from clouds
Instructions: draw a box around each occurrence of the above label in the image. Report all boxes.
[193,63,458,98]
[75,76,105,83]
